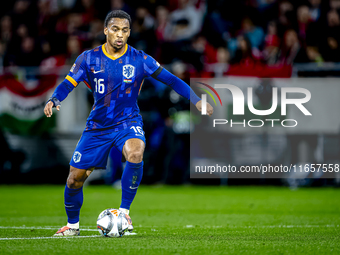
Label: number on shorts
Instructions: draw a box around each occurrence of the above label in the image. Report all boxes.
[130,126,144,136]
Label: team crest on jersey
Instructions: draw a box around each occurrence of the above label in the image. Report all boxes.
[123,64,135,83]
[73,151,82,163]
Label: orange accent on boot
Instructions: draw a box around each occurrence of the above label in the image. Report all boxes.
[56,226,71,234]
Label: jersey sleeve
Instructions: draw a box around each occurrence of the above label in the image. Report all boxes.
[151,67,201,105]
[65,51,90,88]
[50,51,90,103]
[141,51,161,77]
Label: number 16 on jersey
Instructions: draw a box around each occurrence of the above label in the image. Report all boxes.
[94,78,105,94]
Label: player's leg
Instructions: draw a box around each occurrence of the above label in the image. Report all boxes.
[54,166,93,236]
[54,132,113,236]
[119,138,145,232]
[65,167,93,227]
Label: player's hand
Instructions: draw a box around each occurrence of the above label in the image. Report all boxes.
[195,100,213,116]
[44,101,60,117]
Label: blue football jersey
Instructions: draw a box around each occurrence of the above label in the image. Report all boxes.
[65,44,160,133]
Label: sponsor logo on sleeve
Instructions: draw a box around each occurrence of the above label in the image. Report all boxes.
[70,64,76,72]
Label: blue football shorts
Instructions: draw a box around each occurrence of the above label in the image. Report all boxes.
[69,124,146,170]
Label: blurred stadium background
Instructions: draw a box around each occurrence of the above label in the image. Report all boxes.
[0,0,340,187]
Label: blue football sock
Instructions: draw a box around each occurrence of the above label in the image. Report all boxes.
[64,185,83,224]
[120,161,143,210]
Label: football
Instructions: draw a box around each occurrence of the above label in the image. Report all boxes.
[96,208,131,237]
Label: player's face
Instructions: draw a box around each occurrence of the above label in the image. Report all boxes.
[104,18,130,51]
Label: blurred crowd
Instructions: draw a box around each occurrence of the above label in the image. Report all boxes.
[0,0,340,76]
[1,0,340,185]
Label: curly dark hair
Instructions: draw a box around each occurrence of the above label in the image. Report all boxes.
[104,10,131,28]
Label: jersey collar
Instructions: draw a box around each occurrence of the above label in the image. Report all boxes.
[102,43,128,61]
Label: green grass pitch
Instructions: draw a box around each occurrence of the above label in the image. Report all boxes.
[0,185,339,254]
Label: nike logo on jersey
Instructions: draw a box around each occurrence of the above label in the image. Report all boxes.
[93,70,104,74]
[129,186,138,189]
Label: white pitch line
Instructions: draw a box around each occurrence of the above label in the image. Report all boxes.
[0,226,97,231]
[182,225,339,229]
[0,225,338,231]
[0,235,100,240]
[0,224,338,241]
[0,224,338,240]
[231,225,339,229]
[0,226,137,240]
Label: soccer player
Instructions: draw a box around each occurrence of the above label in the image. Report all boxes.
[44,10,213,236]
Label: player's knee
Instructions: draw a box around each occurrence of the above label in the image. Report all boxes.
[67,176,84,189]
[127,151,143,163]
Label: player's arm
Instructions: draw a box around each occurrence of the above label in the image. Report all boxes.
[44,78,77,117]
[151,66,213,116]
[44,52,88,118]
